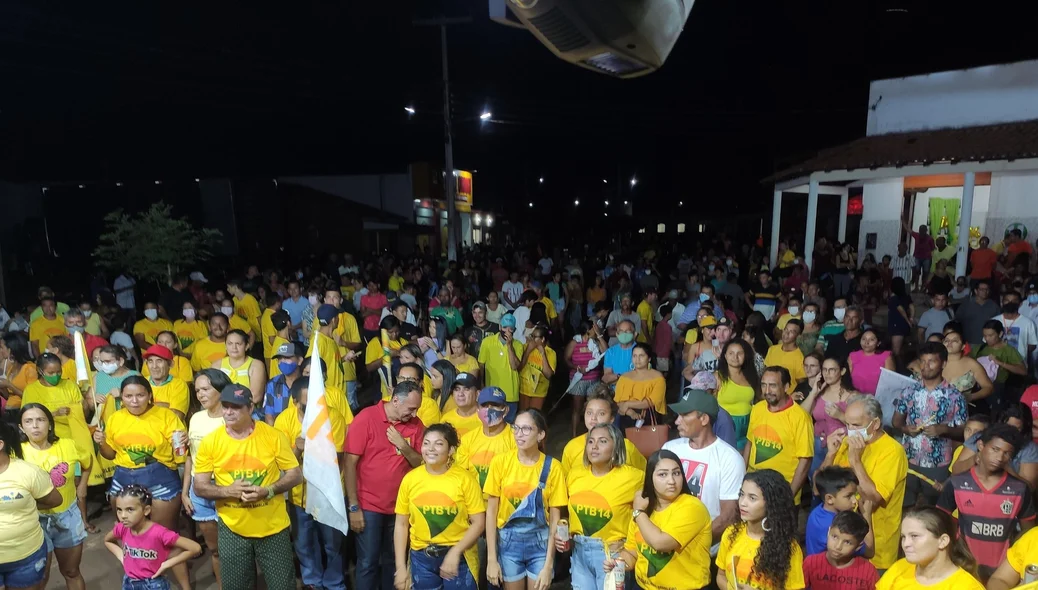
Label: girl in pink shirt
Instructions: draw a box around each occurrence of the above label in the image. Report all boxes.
[104,484,200,590]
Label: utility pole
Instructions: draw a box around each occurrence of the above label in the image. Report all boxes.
[414,16,470,262]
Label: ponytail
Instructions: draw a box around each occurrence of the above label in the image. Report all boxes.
[904,507,978,577]
[947,534,978,578]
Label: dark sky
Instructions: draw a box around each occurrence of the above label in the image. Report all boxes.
[2,0,1037,220]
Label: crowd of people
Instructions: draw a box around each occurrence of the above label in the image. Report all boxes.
[0,230,1037,590]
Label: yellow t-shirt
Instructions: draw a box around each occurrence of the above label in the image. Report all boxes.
[625,494,712,590]
[84,312,103,336]
[715,525,806,590]
[478,336,525,402]
[308,332,345,393]
[234,293,262,338]
[383,373,434,403]
[334,312,361,382]
[219,357,255,389]
[194,422,299,538]
[150,376,191,417]
[21,439,92,514]
[449,354,479,376]
[268,336,290,379]
[745,401,814,500]
[519,347,556,399]
[105,406,185,470]
[455,425,517,491]
[0,459,54,562]
[566,464,644,542]
[833,433,907,570]
[484,451,567,528]
[775,313,800,333]
[142,356,193,385]
[614,374,668,415]
[763,344,807,387]
[388,275,405,294]
[539,296,558,321]
[876,559,984,590]
[188,338,228,372]
[395,464,485,548]
[29,315,68,352]
[228,314,253,339]
[416,396,440,428]
[1007,526,1038,578]
[260,308,277,360]
[365,337,407,399]
[561,434,647,475]
[187,411,224,476]
[442,408,482,439]
[173,319,208,352]
[322,385,353,423]
[273,403,346,507]
[21,380,96,484]
[637,300,655,342]
[133,318,174,346]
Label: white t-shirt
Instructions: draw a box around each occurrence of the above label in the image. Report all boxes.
[538,257,553,275]
[113,274,136,310]
[995,313,1038,363]
[512,306,531,344]
[662,436,745,556]
[110,331,135,358]
[501,281,524,309]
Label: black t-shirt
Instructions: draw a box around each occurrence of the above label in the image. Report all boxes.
[928,274,953,297]
[160,287,195,322]
[464,321,499,357]
[824,331,862,362]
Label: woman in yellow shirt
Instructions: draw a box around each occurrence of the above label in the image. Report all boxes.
[486,409,567,590]
[987,525,1038,589]
[518,326,556,412]
[20,403,92,590]
[558,422,644,590]
[394,424,486,590]
[429,359,459,412]
[92,375,190,590]
[447,333,480,379]
[877,507,984,590]
[560,387,647,475]
[0,331,37,410]
[614,343,666,428]
[716,469,805,590]
[45,334,77,380]
[214,329,266,408]
[715,339,760,451]
[173,302,209,353]
[611,449,712,590]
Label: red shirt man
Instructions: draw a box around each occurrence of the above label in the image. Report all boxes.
[360,288,389,333]
[970,239,998,280]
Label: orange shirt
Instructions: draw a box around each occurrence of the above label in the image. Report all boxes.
[1007,240,1034,267]
[969,248,997,279]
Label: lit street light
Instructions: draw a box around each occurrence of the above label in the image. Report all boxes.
[630,177,638,187]
[602,179,608,184]
[529,202,534,207]
[405,106,416,114]
[539,177,544,183]
[623,200,628,205]
[604,200,609,206]
[480,111,492,120]
[574,199,580,206]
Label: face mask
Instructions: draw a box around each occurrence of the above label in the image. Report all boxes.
[1029,294,1038,305]
[82,310,92,318]
[834,308,846,322]
[42,374,61,386]
[802,311,816,324]
[98,361,119,375]
[1003,302,1021,314]
[699,293,710,303]
[221,306,234,316]
[144,309,158,321]
[278,361,299,375]
[477,406,505,428]
[67,325,85,335]
[308,294,319,305]
[708,264,715,272]
[847,420,873,440]
[617,332,635,345]
[183,309,196,320]
[788,306,800,316]
[726,259,733,266]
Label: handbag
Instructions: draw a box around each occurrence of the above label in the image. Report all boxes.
[625,409,669,459]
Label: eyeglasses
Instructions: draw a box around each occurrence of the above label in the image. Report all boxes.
[821,367,841,373]
[514,425,536,436]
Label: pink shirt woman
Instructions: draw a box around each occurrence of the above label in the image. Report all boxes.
[848,329,895,395]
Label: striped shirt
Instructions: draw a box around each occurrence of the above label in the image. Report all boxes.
[892,254,913,282]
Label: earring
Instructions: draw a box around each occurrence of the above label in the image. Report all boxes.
[761,517,771,532]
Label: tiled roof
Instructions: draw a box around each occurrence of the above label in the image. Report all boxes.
[765,119,1038,183]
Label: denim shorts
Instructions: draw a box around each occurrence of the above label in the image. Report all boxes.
[188,479,218,522]
[0,541,48,588]
[123,575,172,590]
[497,526,549,583]
[110,462,181,502]
[41,502,87,550]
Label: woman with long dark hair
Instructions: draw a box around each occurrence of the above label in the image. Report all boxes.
[716,469,804,590]
[877,507,982,589]
[715,339,761,451]
[608,449,712,590]
[614,343,666,428]
[0,332,37,412]
[429,359,459,412]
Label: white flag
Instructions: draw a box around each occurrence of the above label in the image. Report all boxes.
[302,342,349,535]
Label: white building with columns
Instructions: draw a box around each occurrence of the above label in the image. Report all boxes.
[768,59,1038,278]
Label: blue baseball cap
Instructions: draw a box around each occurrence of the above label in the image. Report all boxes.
[317,304,338,325]
[477,386,506,406]
[500,314,517,329]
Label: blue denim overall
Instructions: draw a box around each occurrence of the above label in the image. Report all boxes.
[496,455,553,584]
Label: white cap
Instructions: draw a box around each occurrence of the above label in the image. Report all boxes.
[189,271,208,283]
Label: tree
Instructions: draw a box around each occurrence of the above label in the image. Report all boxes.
[93,202,221,286]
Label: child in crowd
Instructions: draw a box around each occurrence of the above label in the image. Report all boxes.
[803,511,880,590]
[104,484,201,590]
[806,467,874,557]
[654,302,674,377]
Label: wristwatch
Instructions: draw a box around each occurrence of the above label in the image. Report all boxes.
[631,509,643,520]
[349,504,360,513]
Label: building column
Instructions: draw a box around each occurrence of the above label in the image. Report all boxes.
[838,188,849,243]
[803,179,820,271]
[770,189,782,270]
[955,171,976,278]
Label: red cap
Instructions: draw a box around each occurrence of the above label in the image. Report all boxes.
[142,344,173,362]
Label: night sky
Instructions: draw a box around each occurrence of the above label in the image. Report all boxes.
[2,0,1038,224]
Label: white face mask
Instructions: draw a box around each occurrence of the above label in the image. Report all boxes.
[144,309,158,321]
[183,309,196,320]
[847,419,874,441]
[308,294,320,305]
[834,308,846,322]
[802,311,816,324]
[221,306,234,316]
[788,306,800,316]
[82,310,92,318]
[98,361,119,375]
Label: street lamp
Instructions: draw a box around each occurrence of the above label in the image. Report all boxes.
[404,106,416,114]
[485,215,494,227]
[602,179,608,184]
[574,199,580,206]
[480,111,492,120]
[630,177,638,187]
[539,177,544,184]
[604,200,609,206]
[529,202,534,208]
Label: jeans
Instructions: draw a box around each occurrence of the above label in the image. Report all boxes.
[356,509,396,590]
[123,576,171,590]
[347,380,359,412]
[410,548,477,590]
[570,535,608,590]
[808,435,827,507]
[290,504,346,590]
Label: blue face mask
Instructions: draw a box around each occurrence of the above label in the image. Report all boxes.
[1029,294,1038,305]
[278,361,299,375]
[699,293,710,303]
